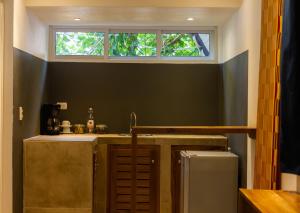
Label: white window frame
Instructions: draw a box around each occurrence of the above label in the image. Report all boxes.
[49,26,218,64]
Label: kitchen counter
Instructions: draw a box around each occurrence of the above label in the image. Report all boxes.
[24,134,99,142]
[24,134,227,146]
[23,134,228,213]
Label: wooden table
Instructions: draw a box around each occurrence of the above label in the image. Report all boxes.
[239,189,300,213]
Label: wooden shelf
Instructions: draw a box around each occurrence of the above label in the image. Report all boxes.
[239,189,300,213]
[131,126,256,139]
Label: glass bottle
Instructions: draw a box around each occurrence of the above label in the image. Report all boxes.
[87,107,95,133]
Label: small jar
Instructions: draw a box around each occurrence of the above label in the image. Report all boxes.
[73,124,85,134]
[95,124,108,134]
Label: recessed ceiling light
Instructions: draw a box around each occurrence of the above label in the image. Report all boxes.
[187,17,194,21]
[74,18,81,21]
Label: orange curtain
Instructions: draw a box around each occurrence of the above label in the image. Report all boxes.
[254,0,283,189]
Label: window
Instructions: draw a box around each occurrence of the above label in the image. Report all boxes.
[109,33,157,57]
[51,27,216,62]
[55,32,104,56]
[161,33,210,57]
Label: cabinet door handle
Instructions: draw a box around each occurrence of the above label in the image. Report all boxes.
[151,160,155,164]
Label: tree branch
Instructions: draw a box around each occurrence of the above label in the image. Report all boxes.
[191,33,209,56]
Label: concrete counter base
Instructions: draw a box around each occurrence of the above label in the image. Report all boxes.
[24,134,228,213]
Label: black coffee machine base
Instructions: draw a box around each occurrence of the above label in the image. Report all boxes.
[40,104,61,135]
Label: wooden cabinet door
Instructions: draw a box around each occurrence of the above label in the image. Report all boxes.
[108,145,160,213]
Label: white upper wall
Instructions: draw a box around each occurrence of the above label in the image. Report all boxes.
[221,0,261,127]
[14,0,49,60]
[20,0,242,61]
[220,0,262,188]
[221,0,261,126]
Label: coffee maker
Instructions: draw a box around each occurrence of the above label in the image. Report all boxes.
[40,104,61,135]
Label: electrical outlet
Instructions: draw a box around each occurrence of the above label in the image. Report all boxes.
[57,102,68,110]
[19,106,24,121]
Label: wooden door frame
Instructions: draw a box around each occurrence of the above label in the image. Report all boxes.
[0,0,13,212]
[0,2,4,210]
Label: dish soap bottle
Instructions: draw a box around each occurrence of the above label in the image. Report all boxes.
[87,107,95,133]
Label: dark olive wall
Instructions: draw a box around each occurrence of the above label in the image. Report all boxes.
[13,48,248,212]
[47,62,222,133]
[220,51,248,187]
[13,48,48,213]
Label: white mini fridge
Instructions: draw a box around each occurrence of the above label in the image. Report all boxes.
[180,151,238,213]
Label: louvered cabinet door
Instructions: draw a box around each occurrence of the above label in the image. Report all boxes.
[135,146,160,213]
[109,145,160,213]
[110,146,133,213]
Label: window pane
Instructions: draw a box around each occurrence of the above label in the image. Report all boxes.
[56,32,104,56]
[109,33,157,57]
[161,33,210,57]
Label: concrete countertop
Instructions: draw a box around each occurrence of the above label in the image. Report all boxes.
[24,134,228,146]
[24,134,99,142]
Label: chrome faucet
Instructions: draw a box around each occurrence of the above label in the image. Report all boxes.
[130,112,137,133]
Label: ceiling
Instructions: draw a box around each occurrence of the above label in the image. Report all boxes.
[27,0,241,27]
[29,7,237,26]
[26,0,242,8]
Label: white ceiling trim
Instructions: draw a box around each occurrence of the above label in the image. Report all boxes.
[28,7,237,27]
[26,0,242,8]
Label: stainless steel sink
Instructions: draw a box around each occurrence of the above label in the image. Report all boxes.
[118,133,131,136]
[118,133,152,136]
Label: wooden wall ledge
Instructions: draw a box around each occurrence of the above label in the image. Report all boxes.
[131,126,256,139]
[239,189,300,213]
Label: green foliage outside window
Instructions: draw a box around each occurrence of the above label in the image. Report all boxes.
[161,33,210,57]
[109,33,157,57]
[55,31,210,58]
[56,32,104,56]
